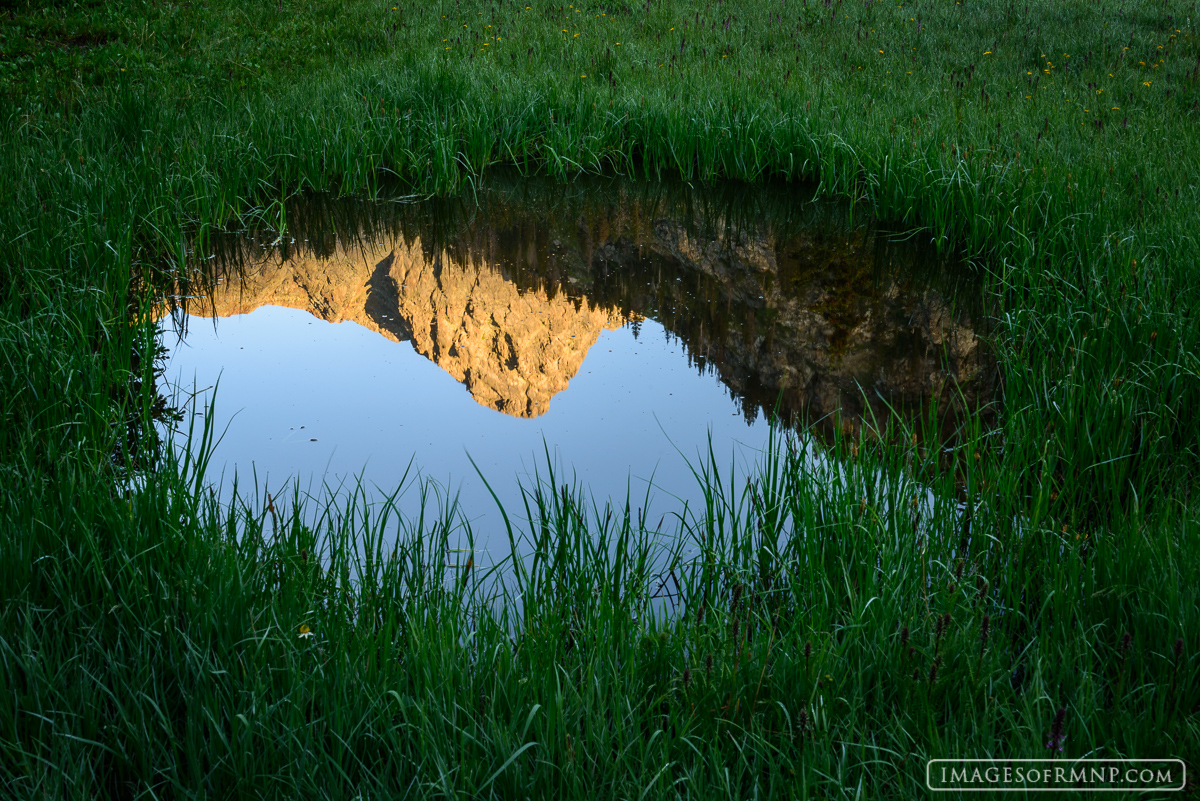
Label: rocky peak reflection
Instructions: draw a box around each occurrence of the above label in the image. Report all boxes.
[186,176,995,431]
[195,236,626,417]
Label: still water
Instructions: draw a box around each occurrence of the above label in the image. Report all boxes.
[160,174,992,544]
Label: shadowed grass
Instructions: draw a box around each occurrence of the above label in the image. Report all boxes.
[2,407,1195,798]
[1,0,1199,796]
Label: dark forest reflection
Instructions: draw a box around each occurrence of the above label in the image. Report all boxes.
[176,172,996,439]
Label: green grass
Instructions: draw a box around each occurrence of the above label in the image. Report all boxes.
[1,0,1198,797]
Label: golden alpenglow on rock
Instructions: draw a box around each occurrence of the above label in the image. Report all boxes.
[193,237,628,417]
[383,248,628,417]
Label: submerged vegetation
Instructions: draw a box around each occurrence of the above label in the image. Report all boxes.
[1,0,1197,797]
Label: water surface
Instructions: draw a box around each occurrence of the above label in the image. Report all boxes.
[161,174,994,547]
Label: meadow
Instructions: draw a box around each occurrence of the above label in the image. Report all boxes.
[1,0,1197,797]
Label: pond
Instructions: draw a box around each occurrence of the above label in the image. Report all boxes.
[160,173,993,550]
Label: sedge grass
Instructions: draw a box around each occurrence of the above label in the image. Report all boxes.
[1,0,1198,796]
[2,399,1195,798]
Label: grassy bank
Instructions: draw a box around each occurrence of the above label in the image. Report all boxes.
[2,0,1198,797]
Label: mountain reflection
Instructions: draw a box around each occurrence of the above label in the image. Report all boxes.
[180,174,995,433]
